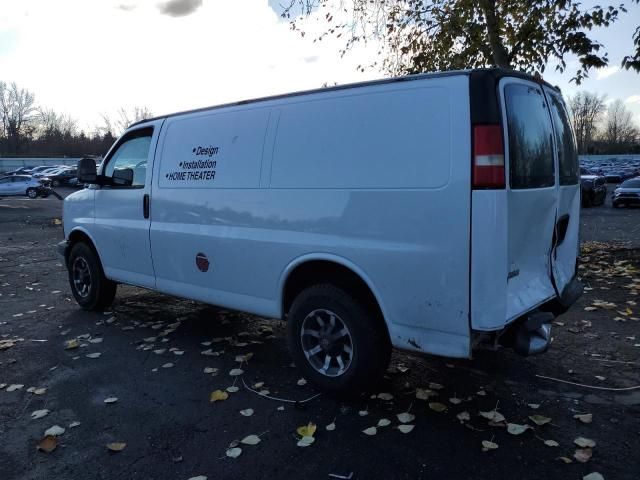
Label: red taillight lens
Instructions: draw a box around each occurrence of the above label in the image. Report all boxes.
[473,124,505,189]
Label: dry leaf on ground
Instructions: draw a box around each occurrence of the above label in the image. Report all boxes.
[574,448,593,463]
[482,440,499,451]
[480,410,506,423]
[398,424,415,434]
[397,412,415,423]
[44,425,65,437]
[297,436,315,447]
[37,435,57,453]
[574,414,593,424]
[210,390,229,402]
[529,415,551,426]
[226,447,242,458]
[240,435,261,445]
[575,437,596,448]
[507,423,530,435]
[31,409,49,420]
[297,422,317,437]
[429,402,447,412]
[106,442,126,452]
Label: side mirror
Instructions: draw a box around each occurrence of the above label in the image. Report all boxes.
[112,168,133,186]
[77,158,97,184]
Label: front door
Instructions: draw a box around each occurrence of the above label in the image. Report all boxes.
[93,121,163,288]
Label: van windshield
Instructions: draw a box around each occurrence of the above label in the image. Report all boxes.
[622,179,640,188]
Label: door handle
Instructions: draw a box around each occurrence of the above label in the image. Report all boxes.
[143,193,150,219]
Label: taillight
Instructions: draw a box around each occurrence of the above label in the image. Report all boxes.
[473,124,505,189]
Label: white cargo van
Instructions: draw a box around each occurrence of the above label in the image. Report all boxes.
[59,69,582,392]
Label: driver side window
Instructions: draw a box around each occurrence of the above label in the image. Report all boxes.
[104,128,153,187]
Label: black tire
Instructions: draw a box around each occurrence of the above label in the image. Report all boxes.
[287,284,391,394]
[26,188,38,199]
[67,242,117,311]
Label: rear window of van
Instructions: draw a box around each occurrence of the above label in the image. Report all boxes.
[504,84,555,189]
[548,94,579,185]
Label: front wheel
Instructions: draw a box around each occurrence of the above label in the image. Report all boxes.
[287,284,391,394]
[26,188,38,199]
[67,242,117,311]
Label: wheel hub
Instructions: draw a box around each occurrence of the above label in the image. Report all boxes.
[72,257,92,298]
[300,309,354,378]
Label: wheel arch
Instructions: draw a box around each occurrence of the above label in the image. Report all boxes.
[66,228,102,265]
[279,255,391,344]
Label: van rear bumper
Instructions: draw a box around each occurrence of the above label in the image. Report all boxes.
[494,275,583,356]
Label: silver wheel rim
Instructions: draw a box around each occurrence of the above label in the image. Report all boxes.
[72,257,92,298]
[27,189,37,198]
[300,309,353,377]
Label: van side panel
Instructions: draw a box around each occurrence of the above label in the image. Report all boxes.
[270,87,450,189]
[150,75,472,358]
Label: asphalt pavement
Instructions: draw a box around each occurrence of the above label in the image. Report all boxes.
[0,187,639,480]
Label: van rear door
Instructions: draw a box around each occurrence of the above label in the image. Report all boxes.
[501,79,558,321]
[543,88,581,295]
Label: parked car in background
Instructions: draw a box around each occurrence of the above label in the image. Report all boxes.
[47,167,78,187]
[612,177,640,208]
[25,165,58,175]
[0,175,51,198]
[3,167,32,176]
[33,167,65,178]
[580,175,607,207]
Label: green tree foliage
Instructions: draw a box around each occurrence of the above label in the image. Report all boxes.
[282,0,640,83]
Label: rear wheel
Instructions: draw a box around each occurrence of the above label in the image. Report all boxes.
[26,188,38,199]
[287,284,390,394]
[67,242,117,311]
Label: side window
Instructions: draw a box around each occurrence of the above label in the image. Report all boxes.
[104,128,153,187]
[0,178,10,184]
[548,95,579,185]
[504,84,555,189]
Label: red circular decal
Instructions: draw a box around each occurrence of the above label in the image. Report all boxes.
[195,253,209,272]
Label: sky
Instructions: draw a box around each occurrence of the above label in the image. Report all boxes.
[0,0,639,133]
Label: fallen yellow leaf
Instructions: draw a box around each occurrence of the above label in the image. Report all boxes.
[210,390,229,402]
[296,422,317,438]
[106,442,126,452]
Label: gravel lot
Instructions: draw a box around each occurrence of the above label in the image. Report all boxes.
[1,187,639,480]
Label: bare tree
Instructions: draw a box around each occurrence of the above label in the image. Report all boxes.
[568,92,607,154]
[602,99,639,150]
[37,107,78,138]
[0,81,38,154]
[98,106,154,137]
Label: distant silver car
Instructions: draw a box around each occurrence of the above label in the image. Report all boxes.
[612,177,640,208]
[0,175,51,198]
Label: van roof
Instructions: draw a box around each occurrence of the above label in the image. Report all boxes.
[130,68,560,128]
